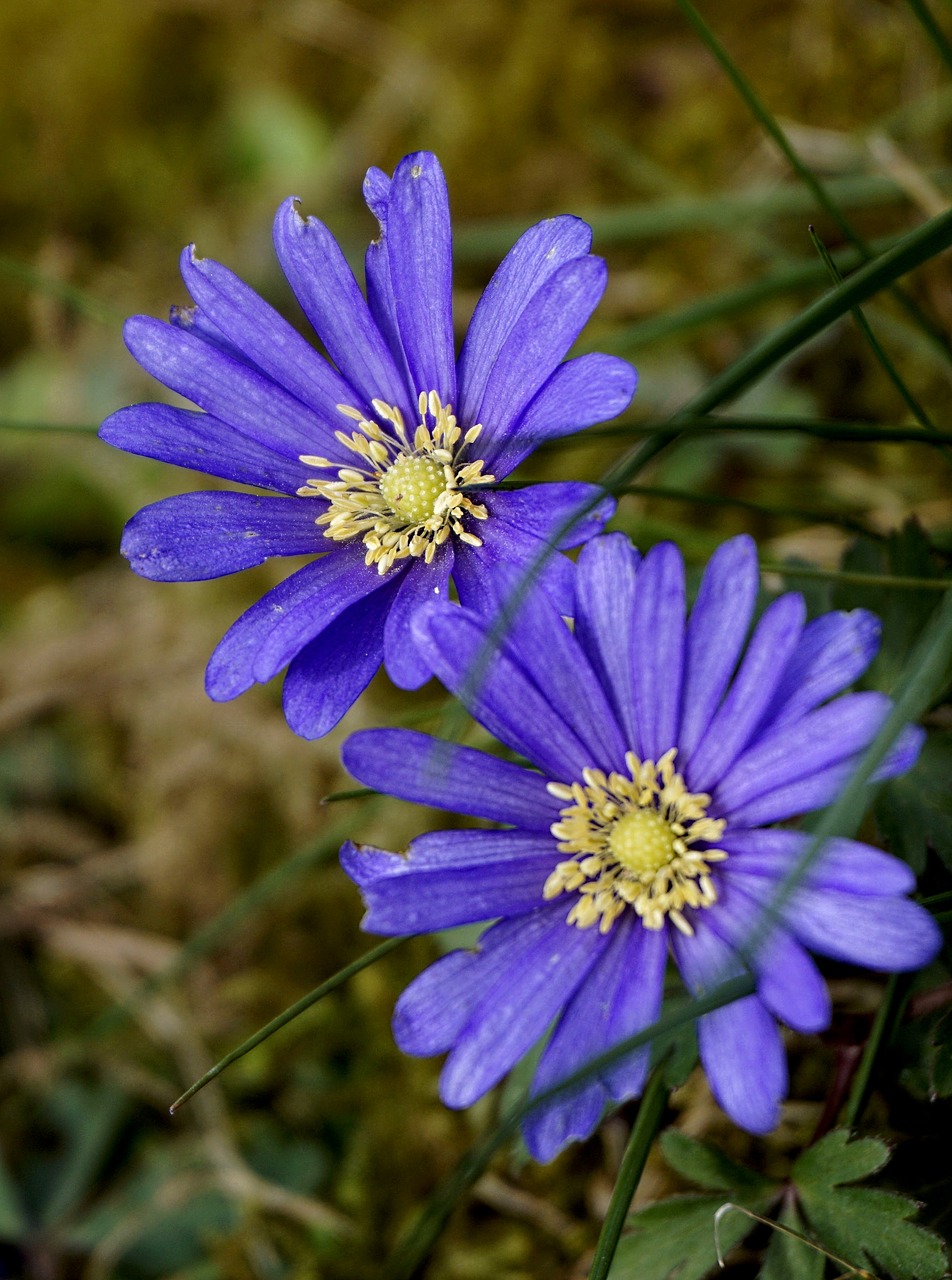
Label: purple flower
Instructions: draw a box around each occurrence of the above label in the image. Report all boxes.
[340,533,940,1161]
[99,152,633,737]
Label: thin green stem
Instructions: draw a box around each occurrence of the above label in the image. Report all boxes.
[758,563,950,591]
[587,1066,670,1280]
[907,0,952,77]
[842,974,911,1128]
[170,936,409,1113]
[545,416,952,447]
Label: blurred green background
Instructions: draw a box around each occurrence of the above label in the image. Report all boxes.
[2,1,952,1277]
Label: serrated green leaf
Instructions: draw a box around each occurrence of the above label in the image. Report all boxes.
[877,731,952,874]
[797,1185,948,1280]
[609,1191,775,1280]
[792,1129,891,1188]
[660,1130,774,1194]
[759,1202,825,1280]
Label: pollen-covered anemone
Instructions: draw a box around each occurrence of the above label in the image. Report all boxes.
[340,533,941,1162]
[99,152,633,737]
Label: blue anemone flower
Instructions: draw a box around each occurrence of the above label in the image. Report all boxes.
[340,533,940,1161]
[100,152,633,738]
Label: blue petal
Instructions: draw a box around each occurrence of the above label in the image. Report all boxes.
[272,198,411,418]
[630,542,686,761]
[387,152,456,405]
[523,918,666,1162]
[100,402,308,495]
[382,541,453,690]
[487,353,637,475]
[686,592,806,794]
[411,603,600,779]
[777,885,941,972]
[440,904,607,1108]
[281,579,396,738]
[719,829,916,896]
[120,492,322,581]
[475,256,608,445]
[170,303,256,367]
[456,215,593,427]
[678,535,759,763]
[124,315,344,462]
[204,548,389,699]
[343,829,556,932]
[342,729,560,831]
[758,609,881,731]
[362,167,416,406]
[575,533,642,748]
[484,483,615,551]
[179,243,363,421]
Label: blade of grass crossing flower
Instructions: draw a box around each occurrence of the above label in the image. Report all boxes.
[906,0,952,77]
[808,225,938,434]
[169,936,410,1114]
[587,1065,671,1280]
[386,974,756,1280]
[759,563,951,592]
[675,0,952,366]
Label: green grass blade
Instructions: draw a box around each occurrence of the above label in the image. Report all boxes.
[907,0,952,77]
[543,416,952,447]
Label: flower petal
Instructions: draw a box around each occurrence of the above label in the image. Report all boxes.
[575,533,642,748]
[456,215,593,427]
[486,353,637,475]
[411,602,598,779]
[440,904,607,1107]
[686,592,806,794]
[281,580,396,738]
[779,885,941,971]
[120,492,322,581]
[630,542,686,761]
[450,502,578,618]
[387,152,456,405]
[382,541,453,690]
[362,166,416,405]
[523,918,666,1162]
[342,729,560,830]
[179,243,365,420]
[719,828,916,897]
[99,402,307,495]
[759,609,881,731]
[476,255,608,442]
[123,315,342,461]
[698,996,786,1134]
[485,483,616,551]
[343,829,556,932]
[678,535,759,763]
[272,198,410,416]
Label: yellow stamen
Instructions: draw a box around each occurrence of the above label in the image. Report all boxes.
[543,749,727,935]
[297,392,494,573]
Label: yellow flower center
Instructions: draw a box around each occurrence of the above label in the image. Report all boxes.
[543,749,728,936]
[296,391,495,574]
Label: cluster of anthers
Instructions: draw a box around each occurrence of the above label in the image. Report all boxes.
[297,391,495,574]
[543,749,728,936]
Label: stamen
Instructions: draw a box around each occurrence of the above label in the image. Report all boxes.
[297,392,495,572]
[544,750,727,935]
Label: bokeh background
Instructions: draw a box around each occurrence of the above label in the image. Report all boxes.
[2,1,952,1277]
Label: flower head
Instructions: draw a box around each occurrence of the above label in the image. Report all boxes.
[99,152,634,737]
[341,533,940,1161]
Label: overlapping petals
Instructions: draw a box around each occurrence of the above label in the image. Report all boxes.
[100,151,635,737]
[341,532,940,1161]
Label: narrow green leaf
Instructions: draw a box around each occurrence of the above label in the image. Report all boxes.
[907,0,952,77]
[0,1148,28,1241]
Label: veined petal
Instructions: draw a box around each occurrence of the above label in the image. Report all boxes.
[387,152,456,406]
[411,602,599,779]
[678,535,759,762]
[485,483,615,550]
[120,492,322,581]
[343,829,556,932]
[342,729,560,831]
[99,403,308,495]
[686,592,805,794]
[179,244,363,421]
[456,215,593,427]
[719,828,916,897]
[486,353,637,475]
[362,166,416,405]
[382,541,453,690]
[170,303,255,367]
[282,580,396,739]
[759,609,881,731]
[272,198,410,417]
[630,542,686,762]
[476,255,608,443]
[123,315,342,461]
[775,884,941,972]
[450,503,578,619]
[575,533,642,748]
[440,904,608,1108]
